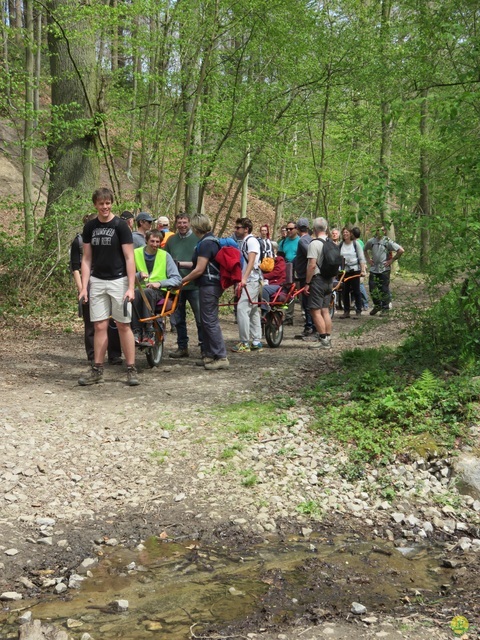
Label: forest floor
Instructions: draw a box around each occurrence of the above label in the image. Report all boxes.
[0,276,479,640]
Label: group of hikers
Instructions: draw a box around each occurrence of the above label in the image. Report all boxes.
[71,187,405,386]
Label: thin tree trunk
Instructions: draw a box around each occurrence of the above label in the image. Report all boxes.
[419,88,430,268]
[379,0,393,226]
[241,142,250,216]
[1,1,12,104]
[23,0,35,246]
[33,8,42,127]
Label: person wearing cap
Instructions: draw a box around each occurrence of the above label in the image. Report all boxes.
[164,212,203,358]
[293,217,315,338]
[120,210,134,232]
[157,215,175,248]
[133,212,154,249]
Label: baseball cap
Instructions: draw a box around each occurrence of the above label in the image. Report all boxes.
[136,212,154,222]
[296,217,310,229]
[120,210,134,220]
[157,216,169,226]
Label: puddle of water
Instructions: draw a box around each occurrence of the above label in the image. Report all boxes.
[0,535,449,639]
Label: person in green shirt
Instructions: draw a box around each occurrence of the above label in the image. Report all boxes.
[165,213,204,358]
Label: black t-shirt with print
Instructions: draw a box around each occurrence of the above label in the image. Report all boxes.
[82,217,133,280]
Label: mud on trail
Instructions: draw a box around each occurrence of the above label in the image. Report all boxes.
[0,277,479,640]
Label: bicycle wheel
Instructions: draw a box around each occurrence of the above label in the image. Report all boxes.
[146,320,164,367]
[329,291,336,319]
[264,311,284,348]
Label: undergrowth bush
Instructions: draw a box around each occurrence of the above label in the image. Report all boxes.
[305,347,478,466]
[402,279,480,371]
[0,231,75,318]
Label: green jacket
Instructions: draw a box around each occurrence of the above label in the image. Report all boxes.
[134,247,167,284]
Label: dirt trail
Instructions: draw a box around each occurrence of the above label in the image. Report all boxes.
[1,277,476,640]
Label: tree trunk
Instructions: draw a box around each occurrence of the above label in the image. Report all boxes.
[419,88,430,268]
[45,0,100,227]
[379,0,393,227]
[241,142,250,216]
[23,0,35,245]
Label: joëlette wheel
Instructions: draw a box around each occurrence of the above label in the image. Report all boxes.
[146,321,164,367]
[264,312,284,348]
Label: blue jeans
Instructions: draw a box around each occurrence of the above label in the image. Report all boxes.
[175,288,203,350]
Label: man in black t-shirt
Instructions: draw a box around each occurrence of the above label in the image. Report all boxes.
[78,187,139,387]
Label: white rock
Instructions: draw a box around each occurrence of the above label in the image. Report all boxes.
[110,599,129,612]
[68,574,86,589]
[5,548,19,556]
[55,583,68,594]
[16,610,32,624]
[0,591,23,601]
[174,493,186,502]
[77,557,98,574]
[351,602,367,614]
[391,512,405,523]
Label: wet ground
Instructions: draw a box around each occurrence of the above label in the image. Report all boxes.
[1,279,479,639]
[1,520,479,639]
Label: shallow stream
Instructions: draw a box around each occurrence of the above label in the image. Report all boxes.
[0,533,451,639]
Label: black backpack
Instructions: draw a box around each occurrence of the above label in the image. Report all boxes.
[314,237,342,279]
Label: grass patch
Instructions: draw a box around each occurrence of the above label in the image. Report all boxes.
[220,443,243,459]
[296,500,322,516]
[211,400,295,439]
[305,346,477,465]
[240,469,258,486]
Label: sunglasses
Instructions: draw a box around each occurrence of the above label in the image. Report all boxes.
[235,225,244,229]
[286,227,296,231]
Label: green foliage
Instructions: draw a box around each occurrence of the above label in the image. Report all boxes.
[212,400,294,439]
[402,281,480,370]
[220,444,243,460]
[240,469,258,487]
[296,500,322,516]
[306,347,474,464]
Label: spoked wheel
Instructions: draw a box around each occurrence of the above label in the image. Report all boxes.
[264,311,284,348]
[146,320,165,367]
[329,291,336,319]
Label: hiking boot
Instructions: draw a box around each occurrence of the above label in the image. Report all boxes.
[251,342,264,351]
[169,348,189,359]
[196,357,214,366]
[204,357,230,370]
[283,318,294,326]
[353,310,362,319]
[369,306,381,316]
[126,366,139,386]
[78,365,104,386]
[231,342,250,353]
[339,313,350,319]
[108,357,123,365]
[295,328,315,339]
[133,329,142,345]
[308,336,332,350]
[302,334,320,343]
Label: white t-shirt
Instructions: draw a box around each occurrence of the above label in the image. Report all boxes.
[241,234,261,282]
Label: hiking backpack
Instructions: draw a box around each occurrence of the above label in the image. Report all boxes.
[313,237,342,279]
[197,237,243,290]
[257,237,274,272]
